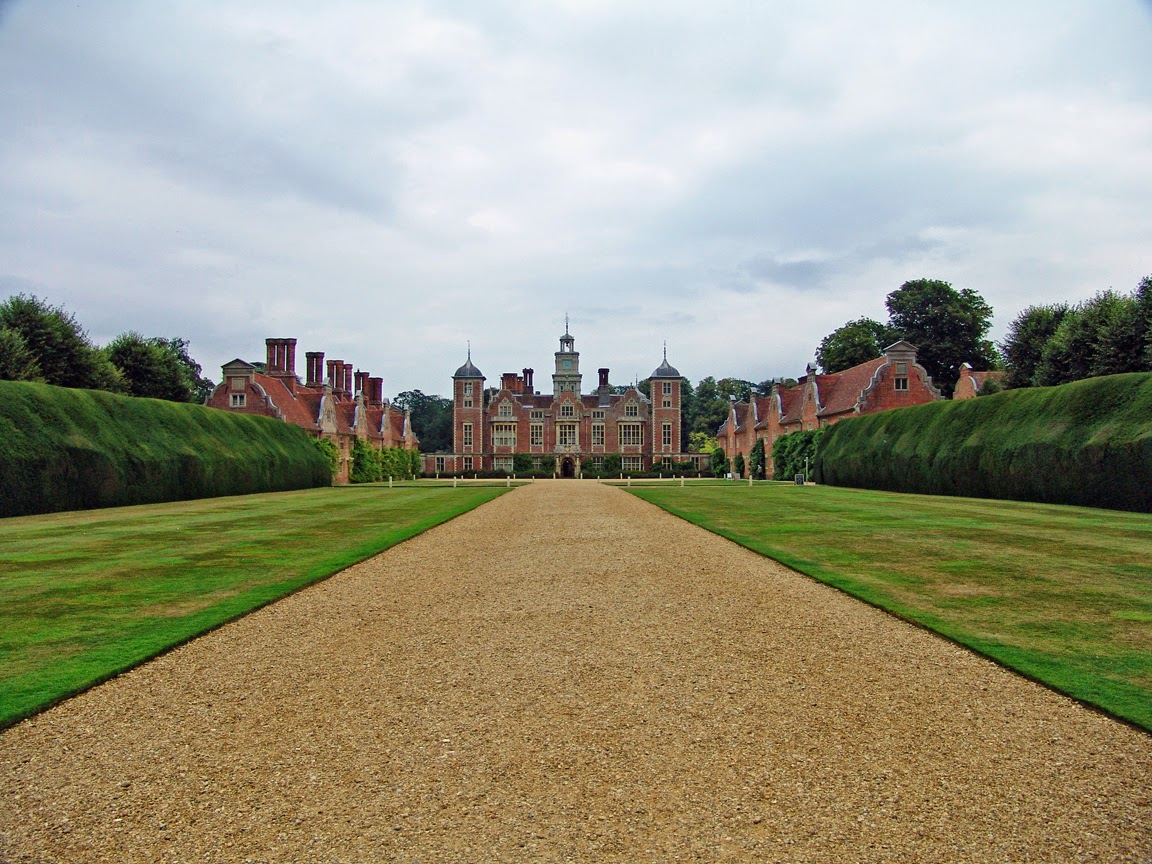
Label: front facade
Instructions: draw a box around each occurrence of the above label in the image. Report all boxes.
[719,341,941,477]
[206,338,418,483]
[428,325,689,476]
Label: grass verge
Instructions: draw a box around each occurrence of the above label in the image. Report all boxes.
[627,482,1152,731]
[0,484,507,729]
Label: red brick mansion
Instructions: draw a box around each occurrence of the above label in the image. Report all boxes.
[428,324,692,477]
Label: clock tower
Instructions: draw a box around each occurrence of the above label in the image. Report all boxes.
[552,317,582,395]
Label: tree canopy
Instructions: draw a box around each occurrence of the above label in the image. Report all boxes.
[816,317,897,374]
[885,278,997,397]
[394,390,452,452]
[0,294,121,390]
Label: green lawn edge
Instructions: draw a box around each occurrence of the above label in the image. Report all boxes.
[0,485,509,730]
[626,484,1152,733]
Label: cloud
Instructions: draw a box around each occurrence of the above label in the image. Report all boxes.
[0,0,1150,396]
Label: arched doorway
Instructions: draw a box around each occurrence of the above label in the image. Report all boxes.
[560,456,576,478]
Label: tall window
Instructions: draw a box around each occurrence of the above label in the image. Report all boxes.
[530,424,543,446]
[662,422,672,448]
[462,422,473,450]
[619,424,642,446]
[493,424,516,447]
[463,456,473,471]
[435,456,445,473]
[662,382,672,395]
[558,424,577,446]
[592,423,605,446]
[462,381,473,408]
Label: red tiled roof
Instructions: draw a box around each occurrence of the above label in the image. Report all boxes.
[253,374,322,430]
[816,356,887,417]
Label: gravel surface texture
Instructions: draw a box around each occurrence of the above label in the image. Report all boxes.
[1,480,1150,863]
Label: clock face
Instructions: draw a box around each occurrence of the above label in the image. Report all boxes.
[563,360,572,368]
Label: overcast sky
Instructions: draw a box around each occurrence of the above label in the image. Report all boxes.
[2,1,1150,396]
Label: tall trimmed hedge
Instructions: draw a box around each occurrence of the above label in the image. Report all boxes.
[814,373,1152,512]
[0,381,331,517]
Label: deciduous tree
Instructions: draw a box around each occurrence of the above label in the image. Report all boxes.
[885,279,997,397]
[816,318,896,374]
[0,294,121,391]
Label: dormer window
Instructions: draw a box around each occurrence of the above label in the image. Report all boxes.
[230,393,246,408]
[498,402,513,418]
[625,403,638,417]
[560,404,575,418]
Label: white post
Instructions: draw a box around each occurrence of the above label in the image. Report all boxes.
[681,476,685,487]
[453,477,457,488]
[388,476,393,488]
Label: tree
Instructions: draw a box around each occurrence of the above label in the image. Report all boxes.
[394,390,453,452]
[689,431,718,454]
[1001,304,1070,389]
[716,378,754,403]
[163,337,215,403]
[816,318,896,374]
[1035,291,1140,386]
[749,437,766,480]
[0,327,43,382]
[732,453,745,478]
[104,332,195,401]
[0,294,121,391]
[691,377,730,438]
[754,377,797,395]
[710,447,727,477]
[885,279,997,398]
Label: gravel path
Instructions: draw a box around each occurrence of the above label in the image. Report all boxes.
[2,481,1150,863]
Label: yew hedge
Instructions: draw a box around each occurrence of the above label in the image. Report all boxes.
[815,372,1152,512]
[0,381,331,517]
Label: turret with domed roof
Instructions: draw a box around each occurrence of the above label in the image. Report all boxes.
[649,343,683,456]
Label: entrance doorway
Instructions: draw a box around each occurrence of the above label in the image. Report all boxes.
[560,457,576,478]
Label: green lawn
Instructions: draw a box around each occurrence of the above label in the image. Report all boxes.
[0,484,507,729]
[627,482,1152,731]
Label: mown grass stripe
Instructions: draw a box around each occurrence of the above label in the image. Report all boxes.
[628,482,1152,732]
[0,484,508,729]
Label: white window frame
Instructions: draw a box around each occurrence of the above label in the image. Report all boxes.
[591,423,605,446]
[230,393,246,408]
[619,423,643,447]
[493,424,516,447]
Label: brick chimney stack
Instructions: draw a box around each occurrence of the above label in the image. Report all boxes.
[598,368,610,388]
[306,352,324,387]
[343,363,353,397]
[326,359,338,390]
[355,371,368,396]
[368,377,384,407]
